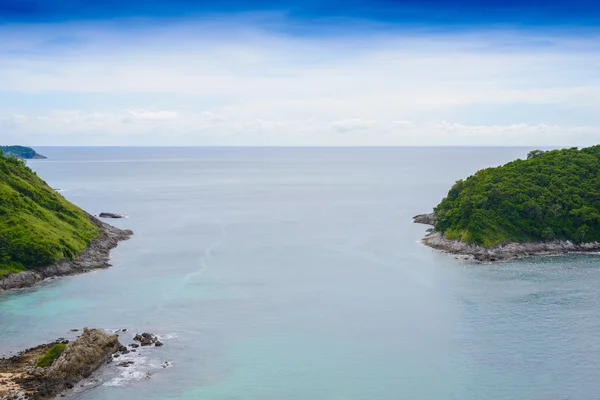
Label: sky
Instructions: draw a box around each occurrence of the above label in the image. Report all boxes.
[1,0,599,146]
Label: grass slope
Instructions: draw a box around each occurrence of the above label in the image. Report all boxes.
[0,153,99,277]
[434,145,600,247]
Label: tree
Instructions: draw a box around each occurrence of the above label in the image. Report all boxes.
[527,149,546,160]
[541,228,555,242]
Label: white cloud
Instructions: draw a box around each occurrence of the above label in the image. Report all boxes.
[0,19,599,145]
[2,109,600,146]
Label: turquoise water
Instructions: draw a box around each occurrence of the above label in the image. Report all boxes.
[3,147,600,399]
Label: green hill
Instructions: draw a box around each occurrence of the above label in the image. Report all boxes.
[0,152,99,277]
[434,146,600,247]
[0,145,46,159]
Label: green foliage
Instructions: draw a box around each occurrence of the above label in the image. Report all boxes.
[527,149,546,160]
[36,343,67,368]
[0,152,99,273]
[434,145,600,247]
[0,145,44,159]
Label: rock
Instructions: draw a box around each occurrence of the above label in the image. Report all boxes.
[0,328,122,399]
[117,361,134,367]
[45,328,120,384]
[129,343,139,349]
[421,231,600,262]
[413,213,436,226]
[70,329,79,332]
[133,332,162,347]
[98,213,125,219]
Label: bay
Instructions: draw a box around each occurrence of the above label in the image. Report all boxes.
[2,147,600,399]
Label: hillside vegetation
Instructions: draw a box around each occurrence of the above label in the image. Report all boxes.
[0,145,45,159]
[434,146,600,247]
[0,153,98,277]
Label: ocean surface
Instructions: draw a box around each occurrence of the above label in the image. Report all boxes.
[3,147,600,400]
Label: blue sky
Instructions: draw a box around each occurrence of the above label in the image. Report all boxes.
[1,0,599,145]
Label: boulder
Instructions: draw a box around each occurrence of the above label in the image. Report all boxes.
[98,213,125,219]
[413,213,436,226]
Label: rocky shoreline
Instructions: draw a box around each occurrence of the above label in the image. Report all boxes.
[0,328,164,400]
[414,213,600,262]
[0,216,132,292]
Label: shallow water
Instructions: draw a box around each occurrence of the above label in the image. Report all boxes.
[2,147,600,399]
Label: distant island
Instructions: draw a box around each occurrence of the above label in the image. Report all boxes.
[415,146,600,261]
[0,150,132,290]
[0,145,46,159]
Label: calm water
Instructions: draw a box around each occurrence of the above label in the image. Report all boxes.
[2,147,600,400]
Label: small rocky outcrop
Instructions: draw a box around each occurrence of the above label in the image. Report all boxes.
[133,333,163,347]
[413,213,436,226]
[98,213,125,219]
[0,328,120,400]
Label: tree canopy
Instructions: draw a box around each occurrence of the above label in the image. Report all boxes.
[0,145,45,159]
[434,146,600,247]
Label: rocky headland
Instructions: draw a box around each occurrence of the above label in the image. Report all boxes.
[414,213,600,262]
[0,328,164,400]
[0,146,46,160]
[0,216,132,292]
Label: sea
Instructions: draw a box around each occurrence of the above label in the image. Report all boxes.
[2,146,600,400]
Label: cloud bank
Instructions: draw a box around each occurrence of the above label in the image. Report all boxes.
[0,16,599,146]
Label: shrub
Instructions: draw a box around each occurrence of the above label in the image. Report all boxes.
[36,343,66,368]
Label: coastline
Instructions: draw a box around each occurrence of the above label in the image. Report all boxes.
[415,213,600,262]
[0,328,165,399]
[0,216,132,292]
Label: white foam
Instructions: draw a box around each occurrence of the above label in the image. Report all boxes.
[157,332,178,340]
[102,334,174,388]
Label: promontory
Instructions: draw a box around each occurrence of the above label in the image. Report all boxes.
[416,146,600,261]
[0,145,46,159]
[0,150,132,291]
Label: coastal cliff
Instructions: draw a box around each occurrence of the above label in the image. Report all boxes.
[0,148,131,290]
[416,146,600,261]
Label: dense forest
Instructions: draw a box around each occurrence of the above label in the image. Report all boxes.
[0,145,46,159]
[434,146,600,247]
[0,152,98,277]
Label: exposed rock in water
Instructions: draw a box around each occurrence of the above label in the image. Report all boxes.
[0,328,119,400]
[0,216,133,292]
[133,333,162,347]
[413,213,436,226]
[98,212,125,219]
